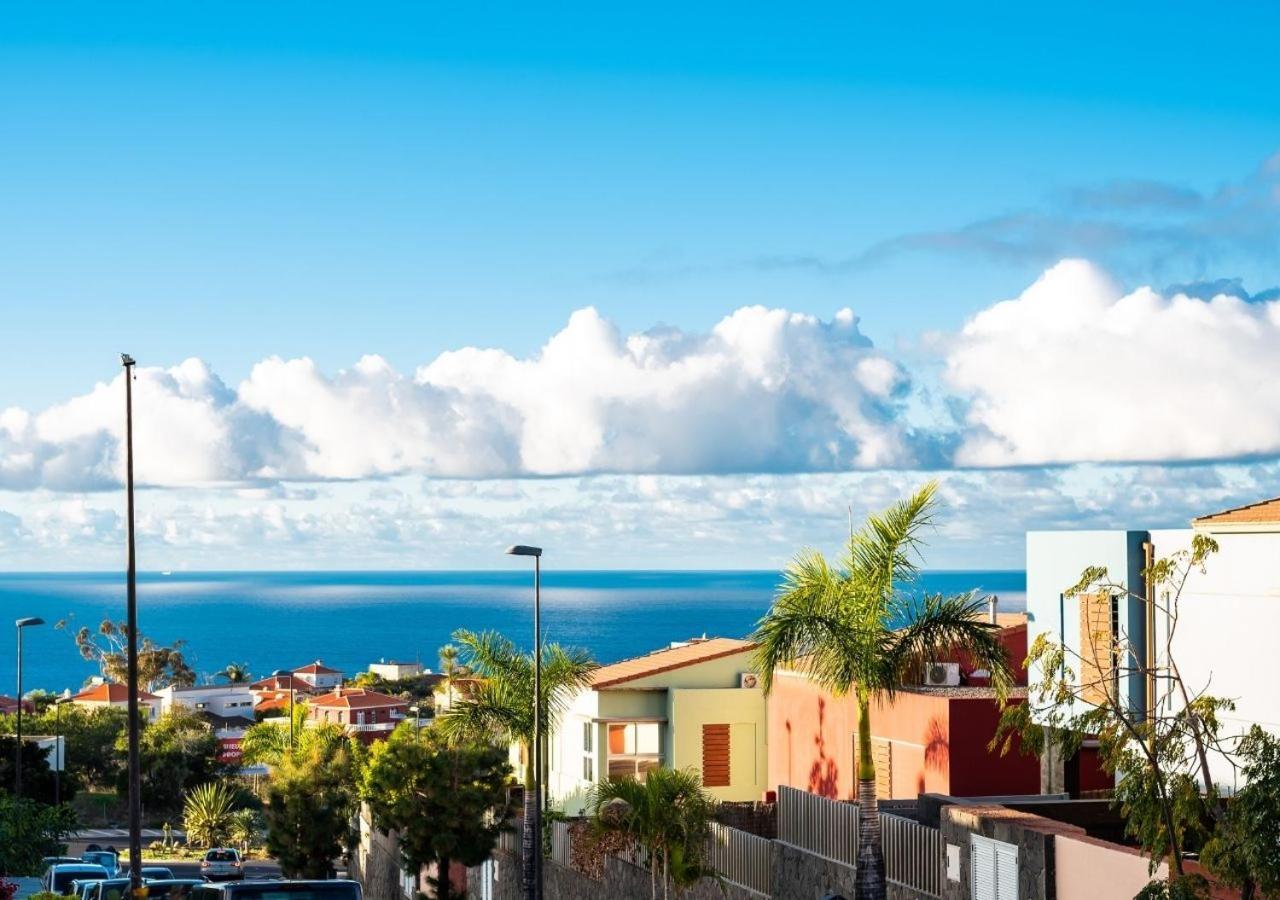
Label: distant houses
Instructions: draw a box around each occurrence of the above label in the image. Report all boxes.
[367,659,424,681]
[70,681,162,721]
[292,659,344,690]
[306,686,409,744]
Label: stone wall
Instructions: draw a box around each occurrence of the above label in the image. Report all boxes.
[940,803,1083,900]
[468,850,764,900]
[351,806,406,900]
[771,841,857,900]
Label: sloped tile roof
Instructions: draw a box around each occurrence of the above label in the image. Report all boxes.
[308,688,408,710]
[590,638,755,689]
[294,660,342,675]
[1193,496,1280,527]
[71,683,160,703]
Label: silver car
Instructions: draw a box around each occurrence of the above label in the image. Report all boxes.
[200,849,244,882]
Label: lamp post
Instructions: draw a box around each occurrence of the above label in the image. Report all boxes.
[14,616,45,799]
[505,544,542,900]
[408,705,423,738]
[121,352,142,892]
[54,689,71,805]
[271,670,296,749]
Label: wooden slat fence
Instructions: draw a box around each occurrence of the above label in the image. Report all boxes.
[881,812,943,898]
[777,785,859,868]
[707,823,772,898]
[550,820,572,868]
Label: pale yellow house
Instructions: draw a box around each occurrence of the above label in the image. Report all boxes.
[545,637,767,815]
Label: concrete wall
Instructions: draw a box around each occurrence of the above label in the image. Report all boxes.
[1151,526,1280,792]
[1054,833,1164,900]
[669,686,768,802]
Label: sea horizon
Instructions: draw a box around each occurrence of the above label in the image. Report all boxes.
[0,568,1027,695]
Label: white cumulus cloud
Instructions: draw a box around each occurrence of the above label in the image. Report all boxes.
[945,259,1280,466]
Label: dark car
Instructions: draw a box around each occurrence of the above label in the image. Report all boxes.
[80,879,130,900]
[144,879,205,900]
[191,881,362,900]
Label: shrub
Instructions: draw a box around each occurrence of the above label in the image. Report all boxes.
[183,782,237,848]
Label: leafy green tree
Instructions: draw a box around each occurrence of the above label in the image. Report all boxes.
[364,724,513,900]
[436,630,595,899]
[0,796,77,876]
[184,782,238,848]
[0,705,127,789]
[229,808,265,852]
[219,663,252,684]
[58,617,195,691]
[589,767,719,900]
[241,705,349,768]
[0,737,68,805]
[116,710,229,812]
[994,534,1234,880]
[265,742,358,878]
[1200,726,1280,899]
[751,482,1014,900]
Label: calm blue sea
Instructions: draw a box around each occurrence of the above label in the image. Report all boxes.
[0,570,1026,693]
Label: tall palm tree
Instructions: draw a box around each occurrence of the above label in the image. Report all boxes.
[751,481,1013,900]
[436,629,595,900]
[241,703,348,768]
[437,643,469,709]
[219,662,251,684]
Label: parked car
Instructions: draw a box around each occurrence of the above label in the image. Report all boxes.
[80,879,129,900]
[41,857,84,870]
[144,879,205,900]
[42,864,110,896]
[81,852,121,878]
[72,878,107,900]
[200,849,244,882]
[142,868,176,880]
[191,882,362,900]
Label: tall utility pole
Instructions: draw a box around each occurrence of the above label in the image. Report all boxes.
[121,353,142,892]
[505,544,543,900]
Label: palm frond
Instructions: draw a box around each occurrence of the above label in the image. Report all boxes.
[843,480,938,606]
[887,592,1014,700]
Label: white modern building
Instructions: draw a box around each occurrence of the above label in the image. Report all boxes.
[1026,496,1280,791]
[367,659,424,681]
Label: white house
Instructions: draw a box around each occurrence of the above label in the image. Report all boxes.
[70,682,162,721]
[1025,496,1280,792]
[155,683,256,724]
[367,660,424,681]
[293,660,344,689]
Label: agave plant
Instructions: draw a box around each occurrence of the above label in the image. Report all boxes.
[183,781,237,848]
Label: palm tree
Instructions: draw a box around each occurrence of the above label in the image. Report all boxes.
[436,629,595,900]
[589,767,719,900]
[751,481,1013,900]
[241,703,348,768]
[437,643,469,709]
[219,662,251,684]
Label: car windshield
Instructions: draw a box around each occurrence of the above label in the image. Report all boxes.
[206,851,238,862]
[222,884,361,900]
[147,883,201,899]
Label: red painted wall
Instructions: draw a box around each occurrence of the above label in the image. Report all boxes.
[945,696,1040,796]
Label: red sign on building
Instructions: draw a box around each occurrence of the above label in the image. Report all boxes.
[217,737,243,765]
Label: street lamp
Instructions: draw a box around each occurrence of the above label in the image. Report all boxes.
[120,352,143,892]
[408,705,423,738]
[54,689,72,805]
[271,670,296,749]
[14,616,45,799]
[505,544,542,900]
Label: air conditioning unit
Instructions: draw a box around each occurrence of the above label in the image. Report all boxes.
[739,672,760,689]
[922,662,960,687]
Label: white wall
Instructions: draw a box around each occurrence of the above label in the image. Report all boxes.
[1151,526,1280,792]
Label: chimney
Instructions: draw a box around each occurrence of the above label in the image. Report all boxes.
[989,595,999,625]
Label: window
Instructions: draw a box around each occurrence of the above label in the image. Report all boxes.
[701,724,730,787]
[606,722,661,780]
[970,834,1018,900]
[583,755,594,781]
[583,721,594,752]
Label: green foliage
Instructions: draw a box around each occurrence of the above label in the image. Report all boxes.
[264,741,358,879]
[0,736,68,806]
[241,705,347,768]
[57,617,196,692]
[0,705,127,789]
[589,768,719,899]
[116,710,230,812]
[1133,874,1211,900]
[364,724,513,900]
[1200,726,1280,897]
[229,808,265,851]
[0,795,78,877]
[750,482,1014,898]
[219,663,252,684]
[183,782,238,848]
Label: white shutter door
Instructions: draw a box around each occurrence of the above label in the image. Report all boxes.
[995,840,1019,898]
[970,835,996,900]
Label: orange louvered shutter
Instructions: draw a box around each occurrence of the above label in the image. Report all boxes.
[1079,592,1116,705]
[702,723,731,787]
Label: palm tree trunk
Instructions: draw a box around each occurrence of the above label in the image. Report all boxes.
[436,855,452,900]
[521,745,537,900]
[855,694,886,900]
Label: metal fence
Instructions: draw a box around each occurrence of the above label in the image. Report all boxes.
[707,823,772,897]
[881,812,943,898]
[497,824,520,855]
[551,820,572,868]
[777,785,859,868]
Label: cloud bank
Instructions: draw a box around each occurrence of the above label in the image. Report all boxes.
[4,260,1280,493]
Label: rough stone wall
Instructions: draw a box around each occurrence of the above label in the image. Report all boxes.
[940,803,1076,900]
[468,850,763,900]
[771,841,857,900]
[717,801,779,839]
[352,806,407,900]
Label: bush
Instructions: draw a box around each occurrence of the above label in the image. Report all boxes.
[183,782,237,848]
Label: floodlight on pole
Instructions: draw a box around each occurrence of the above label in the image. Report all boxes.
[506,543,543,900]
[14,616,45,800]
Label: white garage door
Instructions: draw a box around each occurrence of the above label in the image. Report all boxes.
[970,833,1019,899]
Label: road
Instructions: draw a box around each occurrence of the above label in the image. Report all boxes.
[151,861,285,880]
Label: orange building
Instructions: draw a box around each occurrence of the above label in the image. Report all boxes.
[766,613,1047,801]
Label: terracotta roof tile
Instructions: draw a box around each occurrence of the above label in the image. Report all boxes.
[1193,496,1280,527]
[590,638,755,689]
[308,688,408,710]
[70,683,160,703]
[294,660,342,675]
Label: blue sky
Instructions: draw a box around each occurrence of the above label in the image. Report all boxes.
[2,3,1279,568]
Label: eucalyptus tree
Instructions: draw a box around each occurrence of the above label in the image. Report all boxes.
[752,481,1013,900]
[436,630,595,899]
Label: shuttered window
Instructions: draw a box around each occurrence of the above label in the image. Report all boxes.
[1079,591,1119,705]
[970,834,1018,900]
[702,723,731,787]
[872,737,893,799]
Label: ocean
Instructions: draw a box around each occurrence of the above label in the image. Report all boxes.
[0,570,1026,694]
